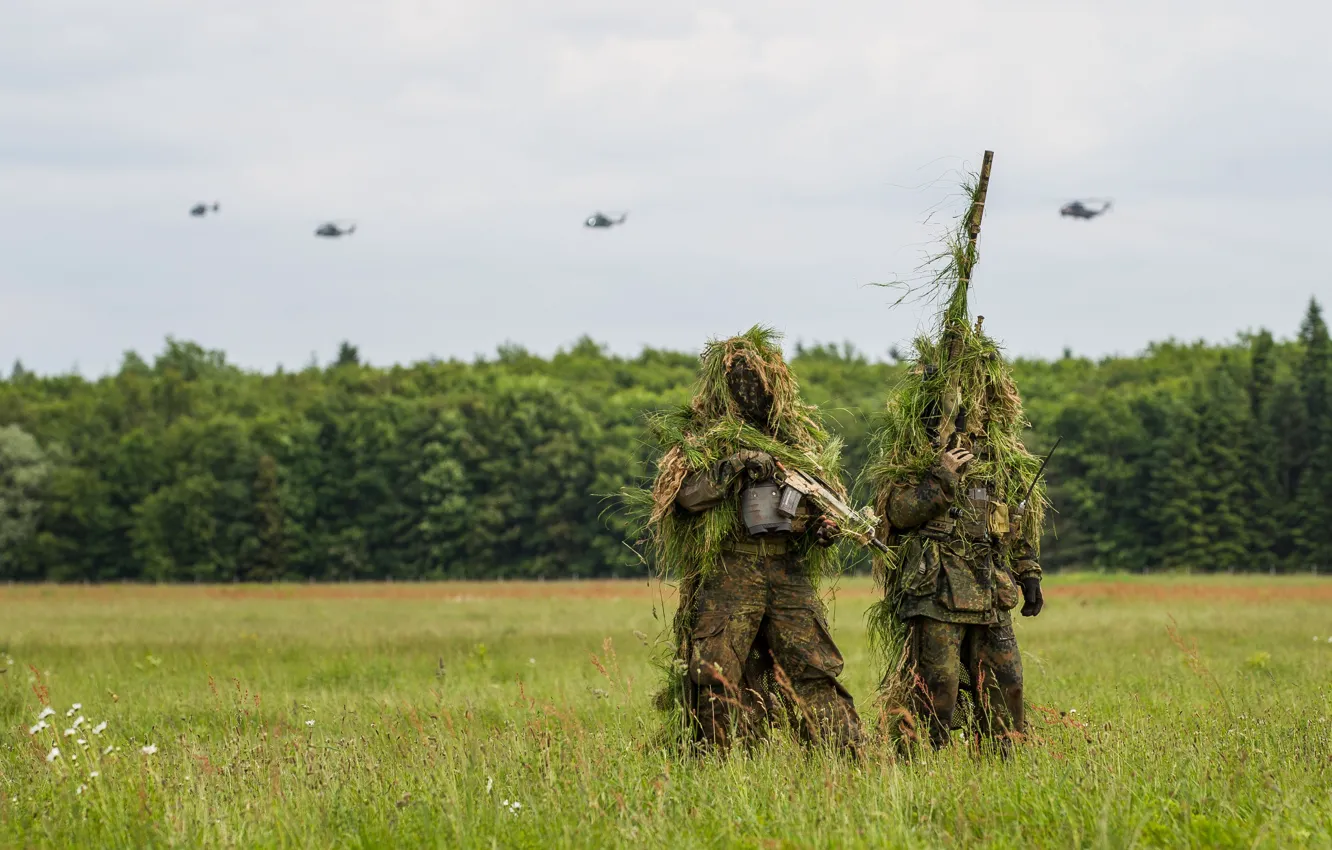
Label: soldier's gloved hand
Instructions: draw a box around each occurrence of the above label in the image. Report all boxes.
[813,517,838,547]
[1020,577,1044,617]
[735,449,776,481]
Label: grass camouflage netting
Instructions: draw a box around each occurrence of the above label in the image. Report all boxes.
[620,325,855,736]
[861,158,1051,709]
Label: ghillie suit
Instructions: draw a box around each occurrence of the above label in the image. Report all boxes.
[623,326,863,754]
[864,155,1051,753]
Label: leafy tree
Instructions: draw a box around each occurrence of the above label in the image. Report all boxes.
[0,425,51,574]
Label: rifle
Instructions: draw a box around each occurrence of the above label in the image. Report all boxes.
[1019,436,1061,508]
[774,462,891,554]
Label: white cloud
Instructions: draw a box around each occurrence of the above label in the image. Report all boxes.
[1,0,1329,373]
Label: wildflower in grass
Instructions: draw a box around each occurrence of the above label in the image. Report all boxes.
[305,720,315,727]
[76,739,87,747]
[102,746,114,756]
[63,728,76,737]
[37,707,55,721]
[89,772,99,779]
[76,785,87,795]
[28,721,48,735]
[92,721,107,735]
[140,744,157,755]
[46,747,60,762]
[72,716,85,729]
[528,658,536,665]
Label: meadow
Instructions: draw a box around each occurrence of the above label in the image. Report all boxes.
[2,574,1331,848]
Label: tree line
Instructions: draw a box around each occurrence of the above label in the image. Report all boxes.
[3,300,1331,582]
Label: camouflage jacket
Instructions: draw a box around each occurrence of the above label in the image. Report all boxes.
[882,462,1041,625]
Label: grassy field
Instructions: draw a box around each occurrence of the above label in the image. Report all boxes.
[2,574,1331,849]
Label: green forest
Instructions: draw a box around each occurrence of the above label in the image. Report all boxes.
[3,298,1332,582]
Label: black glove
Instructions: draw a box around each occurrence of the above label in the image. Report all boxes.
[719,449,776,483]
[1020,576,1043,617]
[813,517,838,547]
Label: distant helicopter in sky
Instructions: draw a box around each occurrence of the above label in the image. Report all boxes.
[584,211,628,228]
[1060,199,1112,219]
[315,221,356,238]
[190,202,220,217]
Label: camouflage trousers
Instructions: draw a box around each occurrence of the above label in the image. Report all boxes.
[898,617,1025,749]
[685,547,862,752]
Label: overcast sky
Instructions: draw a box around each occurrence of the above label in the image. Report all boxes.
[2,0,1328,375]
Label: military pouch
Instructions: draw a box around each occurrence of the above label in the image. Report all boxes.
[941,557,993,612]
[960,487,990,540]
[921,517,955,540]
[1007,503,1026,541]
[741,480,794,535]
[988,502,1010,536]
[776,485,803,518]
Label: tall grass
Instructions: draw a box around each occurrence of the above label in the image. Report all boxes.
[2,576,1331,848]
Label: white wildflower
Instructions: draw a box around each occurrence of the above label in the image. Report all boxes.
[76,784,87,795]
[28,721,48,735]
[89,771,99,778]
[305,720,315,727]
[46,747,60,762]
[38,707,55,721]
[72,716,85,729]
[511,801,522,811]
[72,703,81,710]
[92,721,107,735]
[1327,637,1332,644]
[486,776,493,795]
[102,746,114,756]
[140,744,157,755]
[77,739,87,746]
[1069,708,1077,715]
[63,728,76,737]
[528,658,536,665]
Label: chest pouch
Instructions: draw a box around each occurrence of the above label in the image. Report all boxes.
[988,501,1010,536]
[961,487,991,540]
[742,480,794,536]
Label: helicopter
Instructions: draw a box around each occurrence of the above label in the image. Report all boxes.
[315,221,356,238]
[190,202,220,217]
[1060,199,1112,219]
[584,211,628,228]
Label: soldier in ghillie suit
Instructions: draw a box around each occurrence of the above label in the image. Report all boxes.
[624,326,864,754]
[864,154,1050,753]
